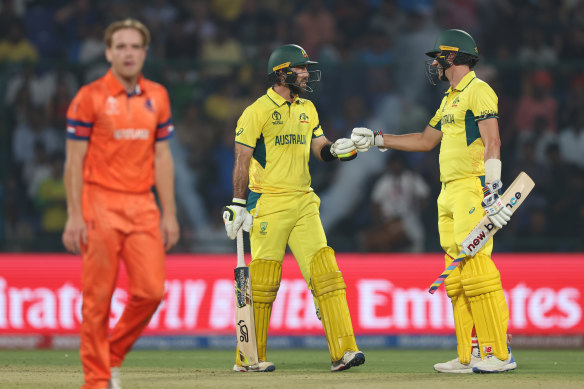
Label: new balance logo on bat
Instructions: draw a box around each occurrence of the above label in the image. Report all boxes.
[465,191,524,254]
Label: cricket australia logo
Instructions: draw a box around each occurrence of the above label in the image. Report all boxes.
[259,222,268,235]
[237,320,249,343]
[272,111,283,125]
[452,96,460,107]
[300,113,309,123]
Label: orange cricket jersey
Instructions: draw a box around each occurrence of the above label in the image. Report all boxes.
[66,69,174,193]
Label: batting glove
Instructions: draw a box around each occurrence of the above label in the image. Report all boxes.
[481,180,512,229]
[222,198,253,240]
[330,138,357,161]
[351,127,385,152]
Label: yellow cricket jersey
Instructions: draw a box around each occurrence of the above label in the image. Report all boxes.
[429,71,499,183]
[235,88,324,194]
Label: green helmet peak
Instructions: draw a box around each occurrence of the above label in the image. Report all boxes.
[426,29,478,58]
[267,44,318,75]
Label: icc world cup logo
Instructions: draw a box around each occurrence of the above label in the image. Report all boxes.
[272,111,283,124]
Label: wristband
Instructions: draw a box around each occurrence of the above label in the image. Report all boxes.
[485,159,502,184]
[374,131,384,147]
[320,144,336,162]
[232,198,246,206]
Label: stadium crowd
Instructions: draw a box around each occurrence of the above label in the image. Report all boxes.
[0,0,583,252]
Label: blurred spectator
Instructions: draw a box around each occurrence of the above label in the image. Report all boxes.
[54,0,101,60]
[294,0,336,58]
[559,73,584,128]
[0,18,39,63]
[34,152,67,251]
[517,115,557,165]
[546,144,584,241]
[12,106,63,166]
[517,27,558,67]
[141,0,179,32]
[369,0,406,38]
[170,102,215,236]
[361,152,430,252]
[510,139,549,213]
[558,110,584,169]
[22,141,52,199]
[200,22,244,78]
[210,0,244,22]
[393,10,439,106]
[45,77,73,130]
[435,0,479,37]
[6,66,78,108]
[356,28,395,67]
[515,70,558,133]
[182,0,217,42]
[79,21,107,64]
[204,80,248,123]
[0,0,19,38]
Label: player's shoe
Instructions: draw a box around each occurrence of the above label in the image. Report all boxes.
[331,350,365,372]
[233,360,275,372]
[433,346,481,373]
[472,348,517,373]
[107,367,122,389]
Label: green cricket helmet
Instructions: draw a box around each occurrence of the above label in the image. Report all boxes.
[267,44,321,93]
[425,29,479,86]
[425,29,478,58]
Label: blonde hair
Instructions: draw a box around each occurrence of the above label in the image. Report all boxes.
[104,18,151,47]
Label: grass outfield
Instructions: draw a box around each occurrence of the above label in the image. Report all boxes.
[1,349,583,389]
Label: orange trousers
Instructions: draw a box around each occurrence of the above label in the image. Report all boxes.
[80,184,165,389]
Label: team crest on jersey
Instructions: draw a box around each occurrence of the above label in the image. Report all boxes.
[145,98,154,112]
[272,111,283,125]
[259,222,268,235]
[105,96,120,115]
[451,96,460,107]
[299,113,309,123]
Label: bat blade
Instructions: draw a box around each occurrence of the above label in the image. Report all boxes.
[234,231,258,367]
[428,172,535,294]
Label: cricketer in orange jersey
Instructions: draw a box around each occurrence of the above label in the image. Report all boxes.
[62,19,179,389]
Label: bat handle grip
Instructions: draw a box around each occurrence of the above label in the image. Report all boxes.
[236,229,245,267]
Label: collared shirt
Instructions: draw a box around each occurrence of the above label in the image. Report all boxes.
[235,88,324,194]
[66,69,174,193]
[429,71,499,183]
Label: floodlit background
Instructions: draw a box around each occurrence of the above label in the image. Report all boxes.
[1,0,582,254]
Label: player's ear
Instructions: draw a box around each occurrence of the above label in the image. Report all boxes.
[105,47,113,63]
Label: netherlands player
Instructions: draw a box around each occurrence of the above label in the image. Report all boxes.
[351,30,516,373]
[62,19,179,389]
[222,44,365,372]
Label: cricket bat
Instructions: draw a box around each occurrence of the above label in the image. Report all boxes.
[234,229,259,366]
[428,171,535,294]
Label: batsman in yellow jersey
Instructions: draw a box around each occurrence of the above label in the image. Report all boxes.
[222,44,365,372]
[351,29,516,374]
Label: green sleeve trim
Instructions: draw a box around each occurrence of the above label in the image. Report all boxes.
[475,114,499,122]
